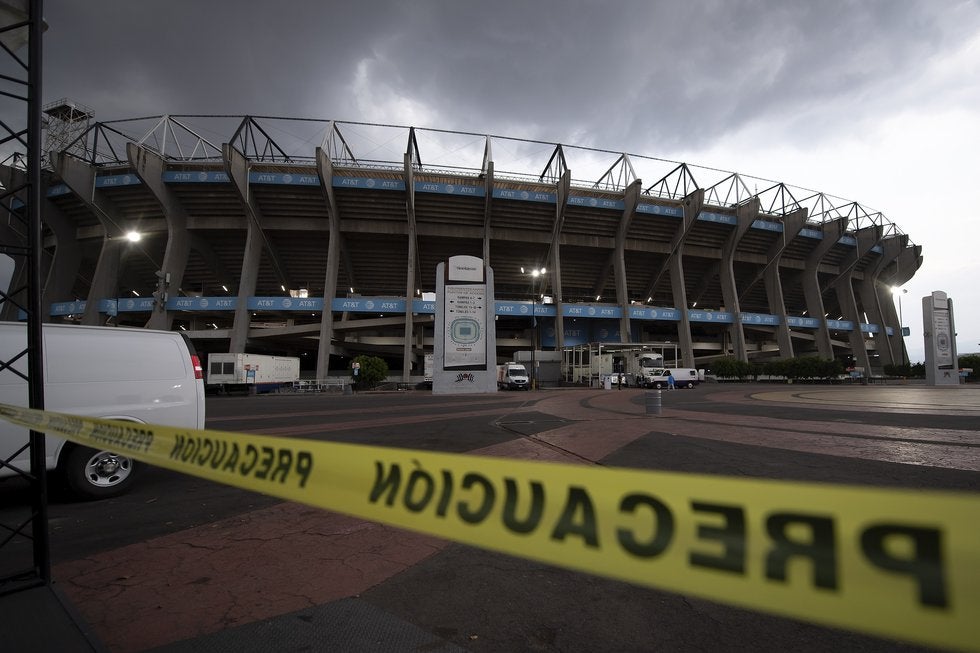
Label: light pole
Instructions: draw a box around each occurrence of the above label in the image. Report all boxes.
[892,286,908,366]
[523,266,546,390]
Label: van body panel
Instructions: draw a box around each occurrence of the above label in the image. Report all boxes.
[0,322,206,494]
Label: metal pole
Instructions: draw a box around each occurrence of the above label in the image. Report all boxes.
[531,297,536,390]
[28,0,51,585]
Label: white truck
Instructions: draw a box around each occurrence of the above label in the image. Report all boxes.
[423,353,433,387]
[625,352,666,387]
[0,321,206,499]
[497,362,530,390]
[645,367,702,389]
[206,353,300,394]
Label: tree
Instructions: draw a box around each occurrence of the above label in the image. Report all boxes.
[351,355,388,390]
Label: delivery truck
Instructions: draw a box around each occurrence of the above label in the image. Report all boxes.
[206,353,300,394]
[497,362,530,390]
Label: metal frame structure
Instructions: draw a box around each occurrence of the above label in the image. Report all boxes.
[48,113,908,230]
[0,0,48,594]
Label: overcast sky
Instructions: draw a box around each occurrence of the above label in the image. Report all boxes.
[39,0,980,363]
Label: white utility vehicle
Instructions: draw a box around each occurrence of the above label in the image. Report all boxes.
[496,362,530,390]
[645,368,701,389]
[0,322,206,499]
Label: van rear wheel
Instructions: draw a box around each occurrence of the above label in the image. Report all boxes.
[63,445,136,500]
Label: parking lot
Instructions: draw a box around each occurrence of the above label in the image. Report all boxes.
[2,383,978,652]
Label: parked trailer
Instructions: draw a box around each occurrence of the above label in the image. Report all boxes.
[206,353,300,394]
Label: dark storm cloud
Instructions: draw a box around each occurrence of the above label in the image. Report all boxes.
[41,0,979,153]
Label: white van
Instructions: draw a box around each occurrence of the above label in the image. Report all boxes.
[0,322,206,499]
[646,368,700,389]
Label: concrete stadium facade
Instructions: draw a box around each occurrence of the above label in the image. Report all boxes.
[1,115,921,381]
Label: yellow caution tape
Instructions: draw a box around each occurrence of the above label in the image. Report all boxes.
[2,402,978,651]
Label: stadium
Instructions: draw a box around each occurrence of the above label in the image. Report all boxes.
[3,104,921,382]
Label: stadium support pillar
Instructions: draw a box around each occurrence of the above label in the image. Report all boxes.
[671,189,703,367]
[223,144,264,353]
[51,151,125,326]
[802,217,846,359]
[39,193,80,321]
[315,147,342,380]
[402,150,419,382]
[128,143,189,331]
[858,234,906,366]
[762,208,807,358]
[615,180,641,343]
[0,167,82,322]
[0,222,27,320]
[481,138,494,264]
[880,245,922,365]
[830,225,883,374]
[719,198,759,362]
[549,170,571,352]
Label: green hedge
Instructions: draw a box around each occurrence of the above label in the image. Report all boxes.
[710,356,844,381]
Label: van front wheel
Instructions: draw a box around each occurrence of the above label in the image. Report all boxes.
[62,445,136,500]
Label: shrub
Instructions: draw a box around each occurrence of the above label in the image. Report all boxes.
[351,355,388,390]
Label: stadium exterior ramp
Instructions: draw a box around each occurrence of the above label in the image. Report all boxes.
[0,115,922,380]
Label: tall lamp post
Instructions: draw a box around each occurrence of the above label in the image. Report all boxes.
[523,266,546,390]
[892,286,908,366]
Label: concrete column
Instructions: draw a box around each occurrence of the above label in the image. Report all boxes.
[802,218,846,359]
[719,198,760,362]
[615,180,640,342]
[857,234,905,365]
[0,167,29,320]
[550,170,570,351]
[831,225,883,374]
[880,245,922,365]
[672,189,704,367]
[761,208,807,358]
[51,152,126,326]
[40,195,82,319]
[402,152,418,382]
[128,143,190,330]
[315,147,342,379]
[223,144,262,352]
[0,222,27,321]
[482,157,494,265]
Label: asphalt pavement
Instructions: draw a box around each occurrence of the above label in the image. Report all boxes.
[1,381,977,652]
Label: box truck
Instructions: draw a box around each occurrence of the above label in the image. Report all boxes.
[497,362,530,390]
[0,321,206,499]
[206,353,300,394]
